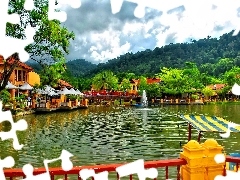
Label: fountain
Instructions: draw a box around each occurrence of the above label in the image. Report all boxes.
[135,90,149,108]
[141,90,148,108]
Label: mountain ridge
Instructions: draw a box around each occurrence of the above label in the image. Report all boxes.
[26,30,240,78]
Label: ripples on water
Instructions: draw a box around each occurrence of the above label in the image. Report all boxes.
[0,105,240,179]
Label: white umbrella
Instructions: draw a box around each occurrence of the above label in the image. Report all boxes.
[5,81,18,89]
[19,82,33,90]
[75,89,81,95]
[35,88,46,94]
[48,90,58,96]
[57,87,72,95]
[69,88,77,95]
[44,85,55,93]
[75,89,84,96]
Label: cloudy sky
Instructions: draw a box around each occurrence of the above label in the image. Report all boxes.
[61,0,240,64]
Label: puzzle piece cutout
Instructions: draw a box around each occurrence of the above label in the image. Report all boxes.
[116,159,158,180]
[24,0,35,11]
[232,83,240,96]
[110,0,185,18]
[219,121,240,138]
[0,0,36,62]
[0,156,15,180]
[0,101,28,150]
[110,0,240,36]
[48,0,81,22]
[22,149,73,180]
[214,153,240,179]
[79,169,109,180]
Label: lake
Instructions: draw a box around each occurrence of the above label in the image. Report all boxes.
[1,104,240,178]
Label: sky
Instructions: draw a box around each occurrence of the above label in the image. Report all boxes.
[61,0,240,64]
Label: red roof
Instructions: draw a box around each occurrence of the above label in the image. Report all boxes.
[58,79,73,88]
[146,77,161,84]
[130,79,140,84]
[0,55,33,71]
[207,84,225,90]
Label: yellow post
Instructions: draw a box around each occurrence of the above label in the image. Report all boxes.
[68,101,72,107]
[201,139,224,179]
[46,101,50,109]
[180,139,225,180]
[176,99,179,104]
[180,140,206,180]
[161,99,163,103]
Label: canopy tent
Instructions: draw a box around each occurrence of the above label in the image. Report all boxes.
[35,88,47,94]
[76,89,84,96]
[69,88,77,95]
[19,82,33,90]
[5,81,18,89]
[57,87,72,95]
[48,90,58,96]
[179,114,240,142]
[34,85,56,95]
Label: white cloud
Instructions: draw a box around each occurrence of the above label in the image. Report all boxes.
[63,0,240,63]
[86,28,131,63]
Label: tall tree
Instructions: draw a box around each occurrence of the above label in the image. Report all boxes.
[119,78,131,91]
[40,60,66,87]
[158,67,186,95]
[0,0,74,91]
[183,62,203,91]
[92,71,119,91]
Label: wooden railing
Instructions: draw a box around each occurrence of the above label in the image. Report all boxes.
[4,158,187,180]
[223,156,240,176]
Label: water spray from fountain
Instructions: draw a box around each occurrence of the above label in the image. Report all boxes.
[141,90,148,108]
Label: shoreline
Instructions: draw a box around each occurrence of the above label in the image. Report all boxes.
[10,100,240,117]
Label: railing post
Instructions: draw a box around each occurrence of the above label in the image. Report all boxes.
[180,140,205,180]
[180,139,225,180]
[202,139,224,179]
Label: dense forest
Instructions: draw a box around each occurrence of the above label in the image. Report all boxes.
[26,59,97,76]
[86,30,240,78]
[23,30,240,100]
[26,30,240,78]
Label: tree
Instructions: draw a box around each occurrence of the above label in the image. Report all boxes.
[158,67,187,95]
[119,78,131,91]
[40,60,66,87]
[222,66,240,87]
[201,87,215,100]
[146,83,162,98]
[183,62,203,91]
[92,71,119,91]
[138,76,148,95]
[0,0,74,91]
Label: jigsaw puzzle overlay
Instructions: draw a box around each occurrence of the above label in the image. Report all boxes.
[1,0,240,179]
[0,0,80,179]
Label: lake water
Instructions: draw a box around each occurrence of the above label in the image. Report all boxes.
[1,104,240,179]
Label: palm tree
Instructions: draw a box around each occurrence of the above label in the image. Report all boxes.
[92,70,118,91]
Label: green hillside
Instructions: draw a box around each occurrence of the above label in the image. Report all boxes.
[85,30,240,77]
[26,59,97,77]
[27,30,240,78]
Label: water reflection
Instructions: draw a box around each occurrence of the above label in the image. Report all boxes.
[0,105,239,175]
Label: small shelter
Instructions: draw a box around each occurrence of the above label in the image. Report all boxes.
[19,82,33,90]
[57,87,72,95]
[180,114,240,142]
[5,81,18,89]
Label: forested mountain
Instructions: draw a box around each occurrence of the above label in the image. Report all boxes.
[85,30,240,77]
[64,59,97,76]
[26,59,97,76]
[27,30,240,78]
